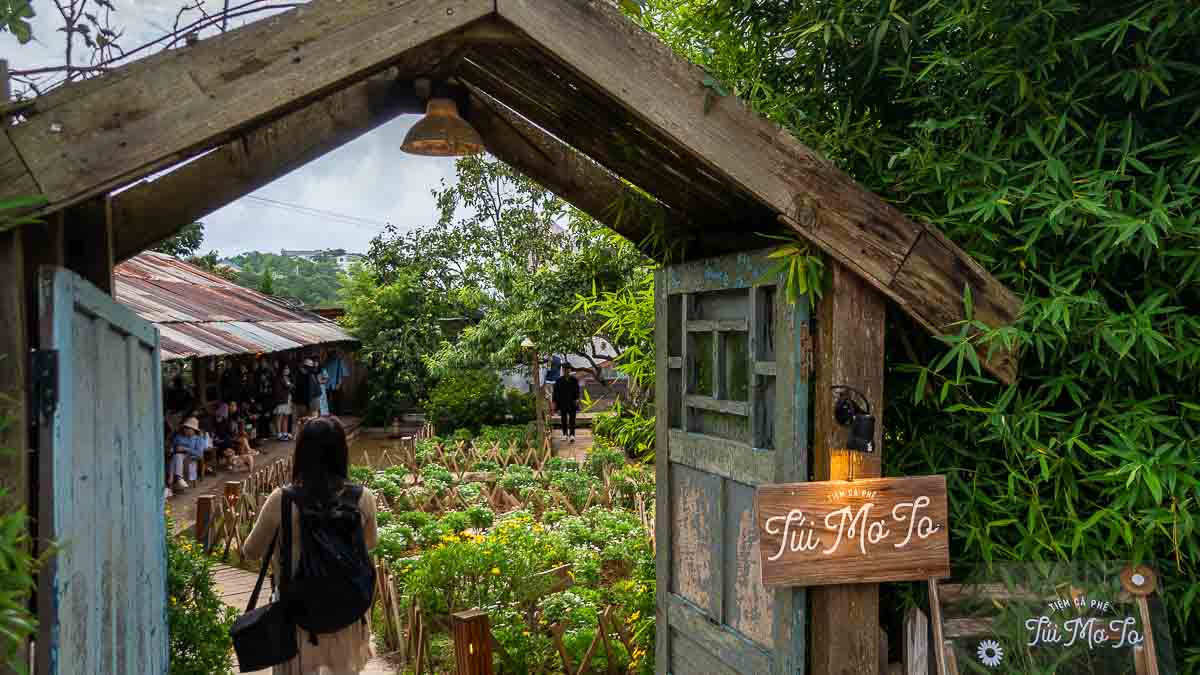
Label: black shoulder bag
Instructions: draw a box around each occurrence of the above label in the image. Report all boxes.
[229,531,298,672]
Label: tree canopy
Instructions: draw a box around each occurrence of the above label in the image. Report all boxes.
[226,251,344,308]
[366,156,650,384]
[635,0,1200,662]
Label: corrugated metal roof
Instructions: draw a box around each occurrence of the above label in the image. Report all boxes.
[114,252,358,361]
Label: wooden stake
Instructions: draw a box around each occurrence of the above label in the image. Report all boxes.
[928,578,948,675]
[194,495,215,542]
[452,609,495,675]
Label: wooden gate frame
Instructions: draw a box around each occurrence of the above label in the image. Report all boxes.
[0,2,1025,673]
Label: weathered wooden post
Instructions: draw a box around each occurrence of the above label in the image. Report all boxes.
[195,494,216,542]
[810,262,887,674]
[451,609,495,675]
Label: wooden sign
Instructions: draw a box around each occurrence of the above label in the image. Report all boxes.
[755,475,950,587]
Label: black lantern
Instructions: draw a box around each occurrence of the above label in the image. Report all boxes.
[832,385,875,453]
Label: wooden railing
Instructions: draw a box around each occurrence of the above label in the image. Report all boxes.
[373,560,642,675]
[194,455,293,557]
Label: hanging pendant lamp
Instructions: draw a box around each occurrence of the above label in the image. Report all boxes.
[400,97,485,157]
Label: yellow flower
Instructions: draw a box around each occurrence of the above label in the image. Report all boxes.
[626,611,640,624]
[522,631,530,637]
[491,567,501,575]
[170,596,177,606]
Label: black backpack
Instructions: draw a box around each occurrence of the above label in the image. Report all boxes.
[280,484,375,644]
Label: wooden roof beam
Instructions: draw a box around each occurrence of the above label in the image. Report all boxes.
[1,0,495,214]
[109,30,483,261]
[494,0,1020,382]
[466,90,763,259]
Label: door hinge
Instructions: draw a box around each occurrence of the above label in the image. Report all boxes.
[799,323,814,381]
[29,349,59,423]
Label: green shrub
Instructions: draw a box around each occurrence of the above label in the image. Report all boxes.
[498,465,538,493]
[440,511,471,535]
[584,445,625,478]
[544,456,580,474]
[166,518,236,675]
[592,401,655,461]
[504,389,536,425]
[0,504,38,674]
[464,505,495,530]
[423,370,506,435]
[639,0,1200,665]
[375,523,415,561]
[477,424,532,448]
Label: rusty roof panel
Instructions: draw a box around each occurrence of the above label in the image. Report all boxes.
[115,252,357,361]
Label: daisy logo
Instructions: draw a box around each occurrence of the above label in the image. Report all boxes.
[977,639,1004,668]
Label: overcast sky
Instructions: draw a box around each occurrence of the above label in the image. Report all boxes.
[2,0,460,256]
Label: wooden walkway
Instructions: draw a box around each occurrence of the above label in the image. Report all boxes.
[214,563,394,674]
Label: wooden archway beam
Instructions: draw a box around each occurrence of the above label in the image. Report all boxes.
[109,24,516,261]
[1,0,495,213]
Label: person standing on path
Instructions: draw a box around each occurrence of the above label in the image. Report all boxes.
[242,417,379,675]
[553,364,581,442]
[273,363,294,441]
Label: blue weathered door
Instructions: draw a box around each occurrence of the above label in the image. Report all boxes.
[36,267,168,675]
[655,250,811,674]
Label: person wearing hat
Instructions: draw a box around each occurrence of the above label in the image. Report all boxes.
[296,357,322,419]
[168,416,206,490]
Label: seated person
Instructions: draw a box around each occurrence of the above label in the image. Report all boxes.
[168,417,205,490]
[213,401,238,450]
[222,432,258,472]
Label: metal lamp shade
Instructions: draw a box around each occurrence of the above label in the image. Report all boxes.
[400,98,485,157]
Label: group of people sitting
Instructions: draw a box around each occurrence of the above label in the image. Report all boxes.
[164,351,350,493]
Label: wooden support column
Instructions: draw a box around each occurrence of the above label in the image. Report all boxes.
[62,197,114,294]
[193,357,208,410]
[22,213,64,341]
[810,261,886,675]
[0,227,28,514]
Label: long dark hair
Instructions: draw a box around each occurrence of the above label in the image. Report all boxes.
[291,417,349,501]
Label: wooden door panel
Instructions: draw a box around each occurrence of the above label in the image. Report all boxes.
[656,250,810,674]
[37,267,168,675]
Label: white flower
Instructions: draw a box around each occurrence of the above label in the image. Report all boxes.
[977,639,1004,668]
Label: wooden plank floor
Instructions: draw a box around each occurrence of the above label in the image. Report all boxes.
[214,563,394,674]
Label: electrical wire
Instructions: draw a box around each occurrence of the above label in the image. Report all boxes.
[239,194,395,231]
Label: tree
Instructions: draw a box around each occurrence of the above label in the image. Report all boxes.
[338,263,448,423]
[259,267,275,296]
[229,252,344,307]
[369,155,650,385]
[638,0,1200,660]
[153,222,205,258]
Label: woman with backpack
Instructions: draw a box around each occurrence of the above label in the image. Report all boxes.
[242,417,379,674]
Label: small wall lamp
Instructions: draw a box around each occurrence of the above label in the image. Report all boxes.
[832,385,875,453]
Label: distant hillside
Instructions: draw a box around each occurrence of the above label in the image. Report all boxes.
[225,251,348,309]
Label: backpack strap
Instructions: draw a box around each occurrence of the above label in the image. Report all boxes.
[245,530,277,613]
[338,483,364,510]
[279,487,294,592]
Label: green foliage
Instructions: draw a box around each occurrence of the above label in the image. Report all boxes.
[761,234,825,305]
[0,406,42,674]
[592,399,657,462]
[153,222,206,258]
[166,518,236,675]
[228,251,344,308]
[0,0,35,44]
[339,264,446,423]
[422,370,507,435]
[0,196,47,233]
[640,0,1200,665]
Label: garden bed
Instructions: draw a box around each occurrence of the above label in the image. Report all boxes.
[360,427,656,674]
